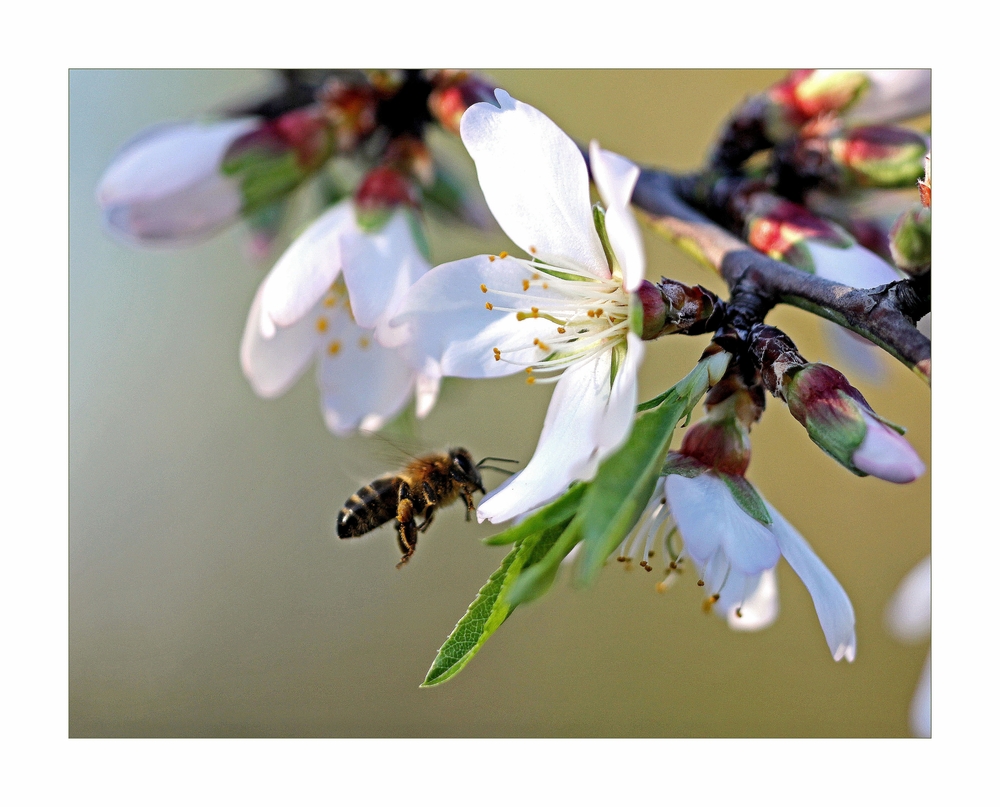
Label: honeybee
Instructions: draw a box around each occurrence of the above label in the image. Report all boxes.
[337,448,516,568]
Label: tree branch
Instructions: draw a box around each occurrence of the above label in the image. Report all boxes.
[631,167,931,384]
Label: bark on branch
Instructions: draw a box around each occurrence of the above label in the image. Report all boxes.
[631,167,931,384]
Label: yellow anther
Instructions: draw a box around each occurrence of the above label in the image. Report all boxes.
[557,327,566,334]
[526,376,535,385]
[710,593,720,603]
[480,284,488,293]
[327,340,341,356]
[530,246,537,254]
[323,296,336,307]
[499,251,509,259]
[595,308,604,317]
[533,339,550,352]
[697,579,705,587]
[587,310,596,318]
[655,581,669,594]
[485,302,494,310]
[316,317,329,333]
[701,599,714,614]
[735,608,743,619]
[531,307,539,317]
[358,336,370,349]
[522,279,530,291]
[493,347,501,361]
[532,272,540,280]
[488,255,496,262]
[542,282,549,289]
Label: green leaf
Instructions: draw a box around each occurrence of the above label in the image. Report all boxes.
[576,359,714,585]
[719,473,772,525]
[504,518,582,606]
[482,482,588,545]
[421,522,565,688]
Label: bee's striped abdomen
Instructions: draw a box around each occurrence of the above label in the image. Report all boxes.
[337,475,401,538]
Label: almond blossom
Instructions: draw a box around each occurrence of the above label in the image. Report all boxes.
[385,90,646,523]
[240,197,438,434]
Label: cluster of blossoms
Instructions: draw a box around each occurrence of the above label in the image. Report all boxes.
[97,70,929,723]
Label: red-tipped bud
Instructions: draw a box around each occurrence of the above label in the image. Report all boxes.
[830,126,929,189]
[784,363,924,482]
[428,71,498,135]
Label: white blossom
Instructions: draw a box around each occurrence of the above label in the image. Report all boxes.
[387,91,647,523]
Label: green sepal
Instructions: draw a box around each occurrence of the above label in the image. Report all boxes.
[223,149,307,216]
[719,473,772,525]
[354,206,393,234]
[575,358,713,585]
[421,520,566,687]
[662,453,707,478]
[805,390,868,474]
[482,482,588,545]
[405,210,431,261]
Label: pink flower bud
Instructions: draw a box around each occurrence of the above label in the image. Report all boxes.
[785,362,924,483]
[852,411,926,483]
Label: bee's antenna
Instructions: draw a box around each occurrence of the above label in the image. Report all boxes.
[476,456,519,468]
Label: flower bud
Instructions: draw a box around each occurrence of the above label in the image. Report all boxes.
[428,71,497,135]
[830,126,929,189]
[784,362,924,482]
[744,193,899,287]
[635,278,724,340]
[96,117,258,245]
[889,205,931,276]
[353,166,419,232]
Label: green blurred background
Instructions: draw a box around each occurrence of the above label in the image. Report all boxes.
[69,69,930,737]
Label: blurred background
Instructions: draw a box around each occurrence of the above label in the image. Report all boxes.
[69,69,930,737]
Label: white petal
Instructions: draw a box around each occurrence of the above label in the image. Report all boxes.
[97,119,257,246]
[853,411,925,483]
[385,255,563,377]
[240,284,322,398]
[341,210,430,330]
[665,473,780,574]
[98,119,256,204]
[809,241,900,289]
[415,372,440,419]
[910,652,931,738]
[846,69,931,125]
[593,333,643,458]
[766,500,857,662]
[725,569,780,632]
[259,200,354,336]
[590,142,645,291]
[316,316,416,436]
[477,348,613,523]
[460,90,608,276]
[885,555,931,642]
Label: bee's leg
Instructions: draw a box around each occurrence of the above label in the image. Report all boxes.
[461,488,477,521]
[417,482,438,532]
[395,482,417,568]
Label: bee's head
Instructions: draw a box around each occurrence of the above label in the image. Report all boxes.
[449,448,485,494]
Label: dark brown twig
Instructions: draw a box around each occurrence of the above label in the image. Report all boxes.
[631,167,931,384]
